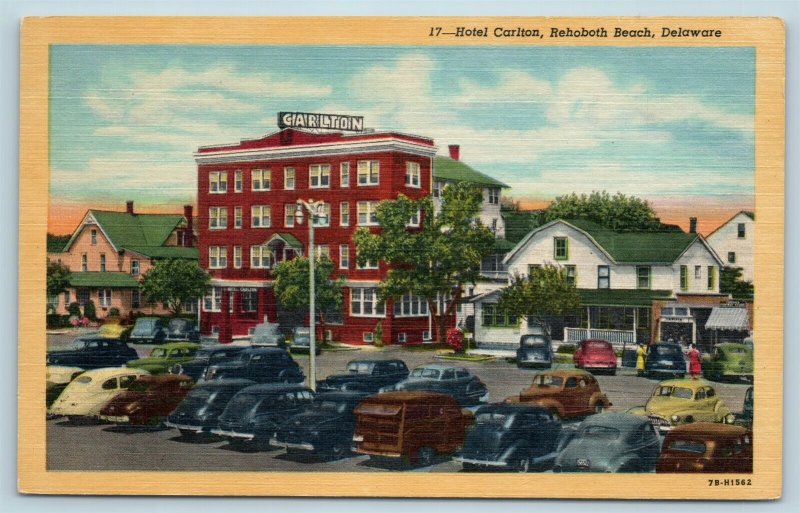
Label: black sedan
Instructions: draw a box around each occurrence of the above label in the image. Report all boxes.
[170,344,247,381]
[644,342,687,379]
[381,364,489,406]
[166,318,200,342]
[316,359,409,393]
[164,379,255,438]
[46,336,138,369]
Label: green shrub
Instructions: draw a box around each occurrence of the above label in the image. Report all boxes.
[67,302,81,317]
[556,343,576,354]
[374,321,383,347]
[46,314,70,329]
[108,307,120,317]
[83,300,97,321]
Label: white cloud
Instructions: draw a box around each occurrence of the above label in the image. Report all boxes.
[454,70,552,105]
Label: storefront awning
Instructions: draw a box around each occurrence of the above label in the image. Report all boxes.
[705,307,749,331]
[265,233,302,250]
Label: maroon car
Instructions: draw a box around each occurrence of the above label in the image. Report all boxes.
[656,423,753,473]
[99,374,193,426]
[573,339,618,375]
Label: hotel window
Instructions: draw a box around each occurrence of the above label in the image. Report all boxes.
[680,265,688,291]
[314,245,330,260]
[131,289,141,309]
[708,266,717,290]
[357,160,380,185]
[234,207,242,229]
[77,288,89,305]
[81,253,87,272]
[209,207,228,229]
[737,223,746,238]
[242,290,258,312]
[251,245,271,269]
[488,188,500,205]
[251,205,271,228]
[98,289,112,308]
[284,167,295,190]
[350,288,385,317]
[393,293,429,317]
[482,304,518,328]
[203,287,222,312]
[554,237,568,260]
[284,204,295,227]
[100,254,106,272]
[356,257,379,270]
[636,266,651,290]
[695,265,702,280]
[309,164,331,188]
[406,209,421,228]
[234,170,243,192]
[728,252,736,264]
[340,202,350,226]
[63,290,71,306]
[405,161,420,188]
[209,246,227,269]
[233,246,242,269]
[357,201,379,226]
[252,169,271,191]
[209,171,227,193]
[597,265,610,289]
[91,229,97,245]
[312,203,330,227]
[339,245,349,269]
[564,265,576,287]
[340,162,350,187]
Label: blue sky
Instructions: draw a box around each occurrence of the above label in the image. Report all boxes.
[49,45,754,219]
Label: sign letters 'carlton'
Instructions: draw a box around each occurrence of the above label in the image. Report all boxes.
[278,111,364,131]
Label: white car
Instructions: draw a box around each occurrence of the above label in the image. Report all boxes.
[48,367,149,421]
[46,365,84,408]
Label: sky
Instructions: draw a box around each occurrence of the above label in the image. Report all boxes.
[49,45,755,235]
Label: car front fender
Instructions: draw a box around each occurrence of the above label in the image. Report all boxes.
[590,393,612,407]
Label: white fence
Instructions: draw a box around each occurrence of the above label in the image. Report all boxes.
[564,327,635,347]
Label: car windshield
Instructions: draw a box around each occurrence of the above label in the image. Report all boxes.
[667,440,707,454]
[225,393,261,413]
[532,374,563,387]
[410,367,441,379]
[653,345,680,356]
[586,341,611,350]
[136,319,156,329]
[580,425,620,440]
[150,348,167,358]
[315,400,348,413]
[521,335,548,347]
[169,320,188,331]
[347,362,374,374]
[476,412,514,429]
[655,386,694,399]
[127,380,151,392]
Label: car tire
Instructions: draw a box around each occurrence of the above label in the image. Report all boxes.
[417,447,435,467]
[512,453,531,473]
[178,429,198,440]
[609,369,617,376]
[326,441,347,461]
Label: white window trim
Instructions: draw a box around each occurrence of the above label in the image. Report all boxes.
[406,209,421,228]
[233,246,242,269]
[309,164,331,189]
[209,171,228,194]
[251,169,271,192]
[284,167,295,190]
[393,293,429,317]
[234,170,243,193]
[203,287,222,312]
[98,289,112,308]
[357,160,380,186]
[284,204,295,228]
[234,207,242,229]
[350,288,386,318]
[340,162,350,188]
[339,245,349,269]
[209,207,228,230]
[130,259,140,276]
[251,205,271,228]
[250,245,272,269]
[209,246,227,269]
[397,333,407,343]
[340,202,350,227]
[357,201,379,227]
[405,161,421,188]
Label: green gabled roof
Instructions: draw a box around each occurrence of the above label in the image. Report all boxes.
[565,219,700,264]
[124,246,199,260]
[433,156,509,188]
[502,210,544,243]
[68,272,141,288]
[89,210,184,249]
[578,288,673,307]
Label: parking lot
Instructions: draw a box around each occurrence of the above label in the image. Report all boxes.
[46,330,751,472]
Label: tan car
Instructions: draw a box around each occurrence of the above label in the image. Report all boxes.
[506,369,612,419]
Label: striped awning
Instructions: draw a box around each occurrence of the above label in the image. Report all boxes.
[705,307,749,331]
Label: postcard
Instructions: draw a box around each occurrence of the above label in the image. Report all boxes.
[19,16,784,499]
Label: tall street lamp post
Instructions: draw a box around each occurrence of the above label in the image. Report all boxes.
[294,199,327,392]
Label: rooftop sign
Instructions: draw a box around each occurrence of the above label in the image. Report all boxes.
[278,111,364,132]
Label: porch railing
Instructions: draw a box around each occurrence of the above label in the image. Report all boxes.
[564,327,635,347]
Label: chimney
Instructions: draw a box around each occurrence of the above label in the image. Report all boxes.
[126,200,134,214]
[448,144,460,161]
[183,205,194,248]
[689,217,697,234]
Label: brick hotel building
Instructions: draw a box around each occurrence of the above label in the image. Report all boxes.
[195,126,441,344]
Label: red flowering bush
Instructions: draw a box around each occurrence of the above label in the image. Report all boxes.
[446,328,464,353]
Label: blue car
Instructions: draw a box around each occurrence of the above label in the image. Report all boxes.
[644,342,686,379]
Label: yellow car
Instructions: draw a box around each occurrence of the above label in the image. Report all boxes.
[98,321,132,340]
[48,367,149,422]
[628,378,733,433]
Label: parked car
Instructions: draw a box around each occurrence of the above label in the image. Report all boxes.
[251,320,286,348]
[272,391,369,460]
[98,321,132,340]
[48,367,150,421]
[573,339,617,375]
[202,347,304,384]
[47,336,139,369]
[212,383,314,449]
[289,327,320,355]
[628,379,734,433]
[381,364,489,406]
[317,359,409,393]
[553,413,661,473]
[703,343,753,382]
[99,374,193,426]
[734,386,754,430]
[644,342,686,379]
[507,369,612,419]
[656,423,753,473]
[46,365,84,407]
[165,318,200,342]
[516,332,553,369]
[128,316,169,344]
[455,404,562,472]
[353,391,474,467]
[169,344,248,381]
[164,379,255,438]
[126,342,201,375]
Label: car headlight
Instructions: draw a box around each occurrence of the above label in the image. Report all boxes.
[671,415,681,423]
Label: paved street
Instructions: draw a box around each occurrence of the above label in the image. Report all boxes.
[46,331,751,472]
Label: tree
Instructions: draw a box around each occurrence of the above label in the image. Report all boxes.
[720,266,754,300]
[543,191,661,231]
[140,259,210,315]
[272,256,344,341]
[497,264,581,335]
[353,182,496,344]
[46,260,71,297]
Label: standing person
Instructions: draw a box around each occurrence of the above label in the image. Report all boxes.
[686,343,702,379]
[636,343,647,377]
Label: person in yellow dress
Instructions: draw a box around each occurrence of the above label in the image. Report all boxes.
[636,343,647,376]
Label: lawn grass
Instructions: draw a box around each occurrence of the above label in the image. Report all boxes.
[401,343,451,352]
[435,353,495,362]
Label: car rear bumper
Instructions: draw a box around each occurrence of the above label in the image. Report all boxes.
[270,438,315,451]
[164,421,205,433]
[454,456,507,467]
[211,428,254,440]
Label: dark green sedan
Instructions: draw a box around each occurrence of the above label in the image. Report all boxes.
[126,342,200,375]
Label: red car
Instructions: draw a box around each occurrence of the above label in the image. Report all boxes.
[99,374,193,426]
[573,339,617,375]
